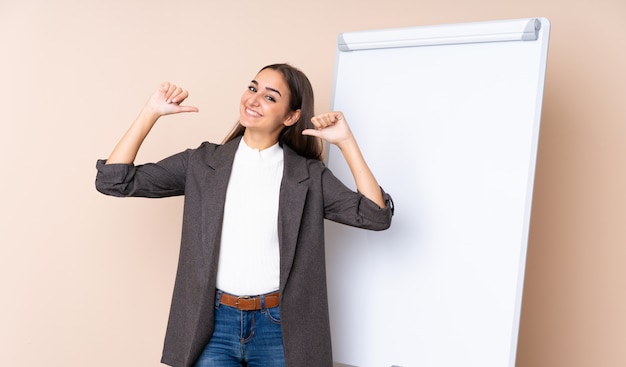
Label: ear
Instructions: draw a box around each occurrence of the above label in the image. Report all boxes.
[284,109,301,127]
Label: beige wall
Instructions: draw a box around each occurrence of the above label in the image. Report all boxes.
[1,0,624,366]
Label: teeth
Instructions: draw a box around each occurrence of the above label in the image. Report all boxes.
[246,108,261,117]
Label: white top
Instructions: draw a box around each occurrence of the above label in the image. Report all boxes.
[215,138,283,296]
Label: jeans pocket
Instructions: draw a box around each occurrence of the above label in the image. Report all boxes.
[263,306,281,325]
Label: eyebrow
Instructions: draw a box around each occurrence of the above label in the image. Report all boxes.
[251,79,282,97]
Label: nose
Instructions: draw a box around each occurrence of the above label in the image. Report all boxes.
[246,92,261,106]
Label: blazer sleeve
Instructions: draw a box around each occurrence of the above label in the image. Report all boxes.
[321,166,394,231]
[95,149,191,198]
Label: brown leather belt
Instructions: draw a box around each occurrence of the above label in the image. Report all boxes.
[218,291,280,311]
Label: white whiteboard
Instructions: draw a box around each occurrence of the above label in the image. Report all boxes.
[325,18,550,367]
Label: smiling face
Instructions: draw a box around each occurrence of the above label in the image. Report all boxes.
[239,68,301,148]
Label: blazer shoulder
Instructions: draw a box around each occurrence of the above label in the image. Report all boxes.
[193,140,221,154]
[282,144,329,181]
[189,138,240,169]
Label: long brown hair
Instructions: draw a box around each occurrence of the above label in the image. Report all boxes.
[222,63,323,161]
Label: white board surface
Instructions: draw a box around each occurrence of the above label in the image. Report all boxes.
[325,18,550,367]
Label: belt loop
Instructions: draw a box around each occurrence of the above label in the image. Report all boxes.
[260,294,266,311]
[215,290,223,308]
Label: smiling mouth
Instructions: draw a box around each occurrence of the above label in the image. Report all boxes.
[245,107,262,117]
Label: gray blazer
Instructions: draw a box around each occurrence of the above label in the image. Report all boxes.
[95,136,393,367]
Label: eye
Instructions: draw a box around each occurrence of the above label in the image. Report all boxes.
[265,95,276,103]
[248,85,257,92]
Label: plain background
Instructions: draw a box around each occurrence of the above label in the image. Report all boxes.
[1,1,624,366]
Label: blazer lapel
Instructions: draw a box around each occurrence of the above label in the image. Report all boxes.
[203,136,241,172]
[198,137,240,278]
[278,145,310,291]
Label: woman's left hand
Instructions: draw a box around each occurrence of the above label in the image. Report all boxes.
[304,111,385,207]
[302,111,354,148]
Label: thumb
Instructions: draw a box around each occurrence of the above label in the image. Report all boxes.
[176,105,200,113]
[302,128,321,137]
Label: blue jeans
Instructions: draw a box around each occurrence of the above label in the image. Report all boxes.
[194,291,286,367]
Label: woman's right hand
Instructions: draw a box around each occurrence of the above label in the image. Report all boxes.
[104,82,198,165]
[145,82,199,117]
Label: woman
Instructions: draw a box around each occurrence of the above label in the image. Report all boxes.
[96,63,393,367]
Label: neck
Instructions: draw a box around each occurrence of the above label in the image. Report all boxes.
[242,130,280,151]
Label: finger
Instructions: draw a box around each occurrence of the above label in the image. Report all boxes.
[310,117,323,129]
[170,87,184,103]
[159,82,171,93]
[324,113,343,126]
[312,115,333,129]
[312,112,340,127]
[165,84,179,102]
[171,89,189,104]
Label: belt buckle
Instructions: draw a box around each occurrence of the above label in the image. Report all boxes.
[236,295,256,310]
